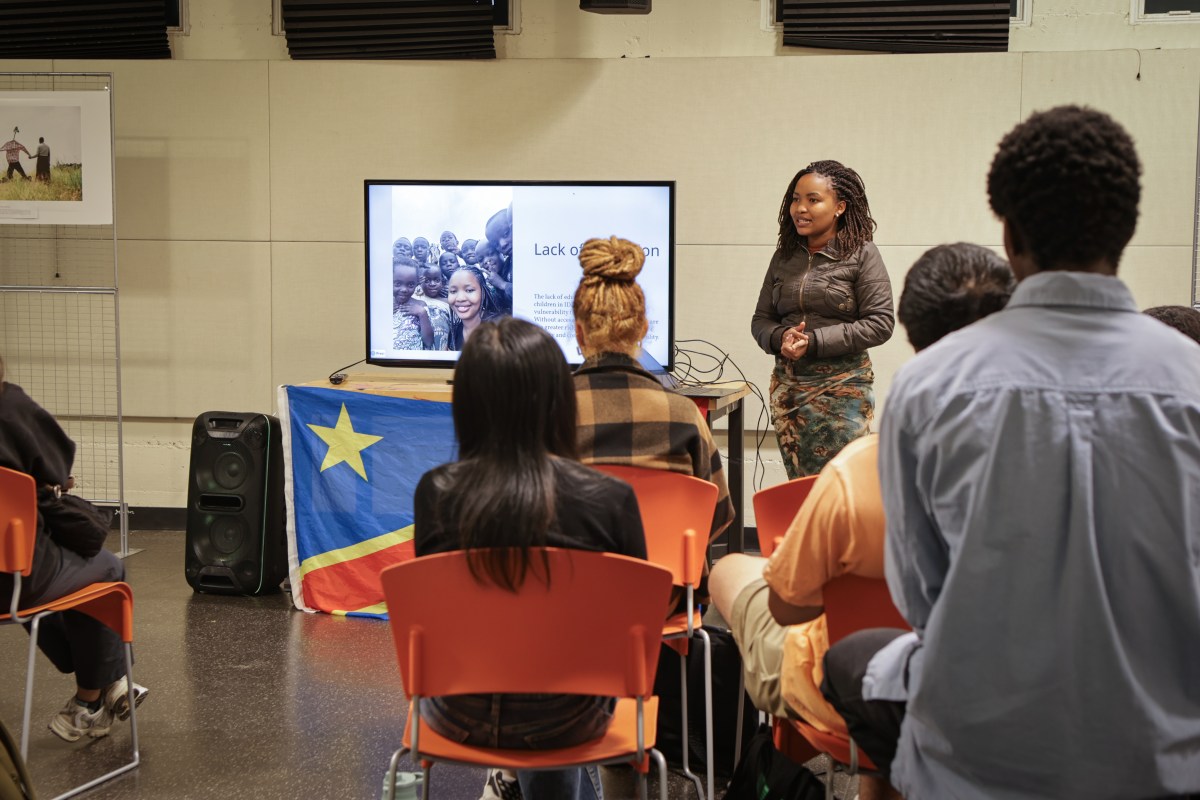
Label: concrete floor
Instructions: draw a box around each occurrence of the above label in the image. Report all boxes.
[0,530,852,800]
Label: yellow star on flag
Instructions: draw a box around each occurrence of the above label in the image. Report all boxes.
[306,403,383,481]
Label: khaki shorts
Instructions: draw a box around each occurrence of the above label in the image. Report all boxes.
[728,576,790,719]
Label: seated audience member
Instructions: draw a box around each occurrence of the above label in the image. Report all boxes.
[572,236,735,546]
[447,265,500,350]
[1144,304,1200,345]
[822,106,1200,800]
[419,264,451,351]
[709,243,1013,800]
[0,356,149,743]
[392,257,433,351]
[413,317,647,800]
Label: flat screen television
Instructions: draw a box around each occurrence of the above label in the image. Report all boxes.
[365,180,675,370]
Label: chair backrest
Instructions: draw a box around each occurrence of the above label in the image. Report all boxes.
[752,475,818,558]
[821,574,909,645]
[379,548,673,700]
[0,467,37,577]
[589,464,717,587]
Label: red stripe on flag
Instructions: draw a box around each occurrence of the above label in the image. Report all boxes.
[302,540,416,613]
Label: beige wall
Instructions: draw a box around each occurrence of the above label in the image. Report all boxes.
[2,0,1197,511]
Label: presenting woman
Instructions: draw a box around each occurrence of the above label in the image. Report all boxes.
[413,317,647,800]
[751,160,894,479]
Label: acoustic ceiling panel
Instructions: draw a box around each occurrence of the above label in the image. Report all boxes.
[0,0,171,59]
[281,0,497,60]
[780,0,1010,54]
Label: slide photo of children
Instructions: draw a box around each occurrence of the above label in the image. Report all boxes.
[392,257,433,351]
[419,263,453,351]
[369,183,514,359]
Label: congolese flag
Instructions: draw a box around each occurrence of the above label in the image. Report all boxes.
[278,385,456,618]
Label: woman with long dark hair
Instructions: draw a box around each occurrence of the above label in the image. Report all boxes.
[412,317,647,800]
[751,160,895,479]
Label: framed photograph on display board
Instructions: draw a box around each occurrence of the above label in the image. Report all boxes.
[0,90,113,225]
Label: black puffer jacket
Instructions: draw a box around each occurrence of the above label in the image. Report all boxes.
[751,241,894,359]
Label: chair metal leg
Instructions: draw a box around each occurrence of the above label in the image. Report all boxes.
[695,627,714,800]
[733,669,745,771]
[125,644,140,764]
[21,615,41,758]
[384,748,406,800]
[676,651,705,800]
[651,747,668,800]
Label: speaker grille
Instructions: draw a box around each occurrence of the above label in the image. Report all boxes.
[0,0,171,59]
[213,452,249,490]
[280,0,497,60]
[209,516,248,556]
[780,0,1010,54]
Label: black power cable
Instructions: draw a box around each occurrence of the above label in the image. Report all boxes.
[672,339,772,492]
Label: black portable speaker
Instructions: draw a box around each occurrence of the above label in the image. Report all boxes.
[185,412,287,596]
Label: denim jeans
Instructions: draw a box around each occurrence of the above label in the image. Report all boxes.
[421,693,614,799]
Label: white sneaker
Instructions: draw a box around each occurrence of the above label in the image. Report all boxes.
[480,768,523,800]
[48,696,112,742]
[102,676,149,721]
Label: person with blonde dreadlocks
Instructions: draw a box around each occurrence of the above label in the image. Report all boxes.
[751,161,894,479]
[572,236,734,546]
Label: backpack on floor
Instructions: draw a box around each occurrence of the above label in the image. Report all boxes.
[0,716,36,800]
[722,724,825,800]
[652,624,759,778]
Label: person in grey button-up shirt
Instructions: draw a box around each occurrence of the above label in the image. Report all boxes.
[824,106,1200,800]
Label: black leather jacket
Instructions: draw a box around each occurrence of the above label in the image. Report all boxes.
[751,241,894,359]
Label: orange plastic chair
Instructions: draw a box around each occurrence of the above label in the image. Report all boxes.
[787,574,909,799]
[591,464,719,800]
[0,466,141,798]
[730,474,820,768]
[751,475,818,557]
[379,548,675,800]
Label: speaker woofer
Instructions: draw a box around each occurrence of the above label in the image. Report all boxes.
[213,451,248,490]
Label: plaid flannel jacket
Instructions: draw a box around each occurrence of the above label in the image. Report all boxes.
[573,353,734,543]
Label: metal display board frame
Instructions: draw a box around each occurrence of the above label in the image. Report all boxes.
[0,72,130,556]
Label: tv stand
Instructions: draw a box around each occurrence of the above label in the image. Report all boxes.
[308,374,454,400]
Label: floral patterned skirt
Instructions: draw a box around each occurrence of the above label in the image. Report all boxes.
[769,352,875,479]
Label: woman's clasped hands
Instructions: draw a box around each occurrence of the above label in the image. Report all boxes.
[781,321,810,360]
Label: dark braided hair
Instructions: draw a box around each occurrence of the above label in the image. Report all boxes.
[898,243,1015,352]
[987,105,1141,271]
[776,159,876,260]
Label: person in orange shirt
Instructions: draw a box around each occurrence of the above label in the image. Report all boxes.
[711,242,1015,793]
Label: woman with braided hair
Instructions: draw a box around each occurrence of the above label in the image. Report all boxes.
[573,236,735,546]
[751,161,894,479]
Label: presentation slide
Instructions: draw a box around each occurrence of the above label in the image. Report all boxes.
[366,182,673,367]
